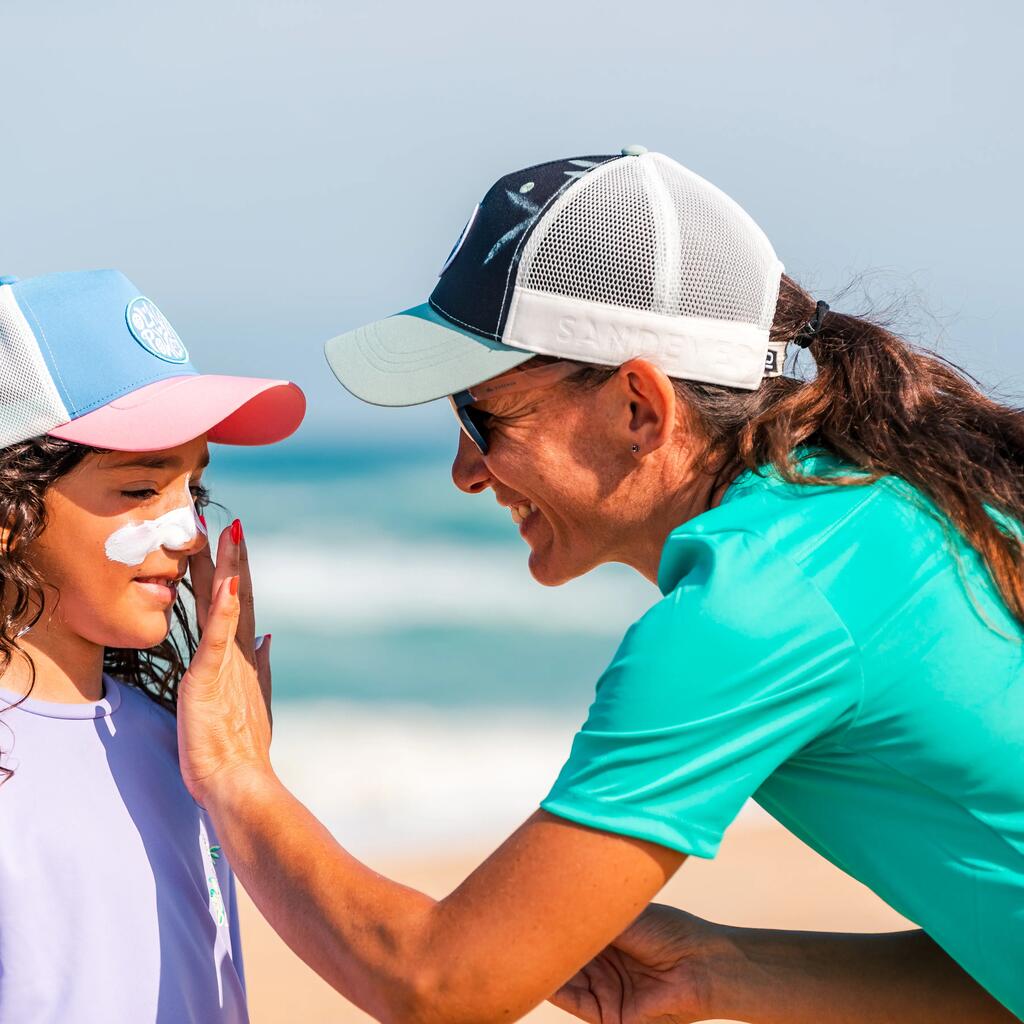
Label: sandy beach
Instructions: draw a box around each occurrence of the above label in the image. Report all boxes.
[239,810,910,1023]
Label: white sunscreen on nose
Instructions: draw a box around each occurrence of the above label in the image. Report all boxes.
[104,476,207,566]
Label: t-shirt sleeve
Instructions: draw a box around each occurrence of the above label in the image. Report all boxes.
[540,529,863,858]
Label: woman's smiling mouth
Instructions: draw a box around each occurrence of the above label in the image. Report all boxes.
[508,501,537,527]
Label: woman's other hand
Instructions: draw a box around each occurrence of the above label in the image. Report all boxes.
[551,903,722,1024]
[178,519,274,808]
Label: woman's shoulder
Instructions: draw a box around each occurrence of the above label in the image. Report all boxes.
[662,450,948,592]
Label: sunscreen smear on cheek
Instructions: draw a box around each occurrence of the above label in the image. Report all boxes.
[103,476,207,567]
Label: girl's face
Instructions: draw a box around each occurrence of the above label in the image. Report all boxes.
[29,436,210,651]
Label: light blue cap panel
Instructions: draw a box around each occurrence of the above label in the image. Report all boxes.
[11,270,198,418]
[323,303,534,407]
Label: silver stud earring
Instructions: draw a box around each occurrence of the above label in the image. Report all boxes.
[631,444,640,453]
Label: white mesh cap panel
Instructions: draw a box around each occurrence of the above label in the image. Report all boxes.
[0,286,71,447]
[504,152,785,389]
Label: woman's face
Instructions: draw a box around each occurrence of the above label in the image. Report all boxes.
[28,436,210,651]
[451,370,646,586]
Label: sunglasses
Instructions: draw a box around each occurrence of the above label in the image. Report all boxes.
[449,361,585,455]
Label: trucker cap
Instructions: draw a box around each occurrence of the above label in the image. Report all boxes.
[0,270,305,451]
[324,146,785,406]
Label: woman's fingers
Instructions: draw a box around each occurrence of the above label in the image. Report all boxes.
[549,972,601,1022]
[190,518,257,662]
[254,633,273,732]
[234,521,257,656]
[189,537,216,633]
[188,575,241,685]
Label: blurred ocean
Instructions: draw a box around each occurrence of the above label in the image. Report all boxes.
[202,438,656,857]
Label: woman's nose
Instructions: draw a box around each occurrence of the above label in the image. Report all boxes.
[451,431,491,494]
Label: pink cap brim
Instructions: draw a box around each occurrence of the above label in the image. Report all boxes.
[48,375,306,452]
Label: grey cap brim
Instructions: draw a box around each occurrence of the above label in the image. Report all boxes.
[323,303,535,407]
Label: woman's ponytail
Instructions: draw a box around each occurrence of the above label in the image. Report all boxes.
[690,274,1024,626]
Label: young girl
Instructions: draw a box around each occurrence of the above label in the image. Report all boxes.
[0,270,305,1022]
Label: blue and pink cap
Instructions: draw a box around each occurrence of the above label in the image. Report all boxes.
[0,270,305,451]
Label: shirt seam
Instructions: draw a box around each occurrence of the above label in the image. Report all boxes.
[540,795,721,857]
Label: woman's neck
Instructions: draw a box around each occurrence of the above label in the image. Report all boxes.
[624,458,741,586]
[3,621,106,704]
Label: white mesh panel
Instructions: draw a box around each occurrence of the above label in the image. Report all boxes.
[0,287,70,447]
[519,153,780,328]
[508,152,784,388]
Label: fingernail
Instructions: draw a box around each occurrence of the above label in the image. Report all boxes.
[229,575,239,596]
[198,513,207,527]
[254,634,266,650]
[230,519,242,545]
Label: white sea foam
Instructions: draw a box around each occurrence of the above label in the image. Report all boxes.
[270,702,582,858]
[270,702,771,860]
[249,535,655,635]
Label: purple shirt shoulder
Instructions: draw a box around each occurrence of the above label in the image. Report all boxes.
[0,676,247,1023]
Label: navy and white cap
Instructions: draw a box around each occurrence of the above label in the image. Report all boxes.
[324,147,786,406]
[0,270,305,451]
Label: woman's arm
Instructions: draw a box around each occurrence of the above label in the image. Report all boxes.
[180,527,683,1024]
[553,904,1018,1024]
[212,779,680,1023]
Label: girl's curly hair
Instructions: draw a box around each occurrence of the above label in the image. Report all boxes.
[0,436,202,783]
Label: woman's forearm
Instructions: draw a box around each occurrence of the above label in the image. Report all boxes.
[204,770,680,1024]
[710,925,1016,1024]
[208,771,440,1023]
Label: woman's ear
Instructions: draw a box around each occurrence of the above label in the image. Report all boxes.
[614,359,678,457]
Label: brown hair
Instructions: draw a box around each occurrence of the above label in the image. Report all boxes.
[564,274,1024,626]
[0,436,203,782]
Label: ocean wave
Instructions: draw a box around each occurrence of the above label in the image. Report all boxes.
[248,535,655,635]
[270,702,771,858]
[271,702,581,857]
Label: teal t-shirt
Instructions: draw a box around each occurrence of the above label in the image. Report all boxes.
[541,452,1024,1018]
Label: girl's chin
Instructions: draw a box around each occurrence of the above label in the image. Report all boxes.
[100,618,173,651]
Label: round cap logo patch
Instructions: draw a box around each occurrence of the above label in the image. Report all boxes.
[125,297,189,364]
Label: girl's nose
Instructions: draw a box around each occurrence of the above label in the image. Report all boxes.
[186,512,210,555]
[451,430,491,494]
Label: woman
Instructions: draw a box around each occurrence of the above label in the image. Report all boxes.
[177,149,1022,1022]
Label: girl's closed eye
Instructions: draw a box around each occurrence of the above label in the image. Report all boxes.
[190,483,211,512]
[119,482,210,508]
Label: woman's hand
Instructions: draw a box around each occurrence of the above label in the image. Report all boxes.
[551,904,721,1024]
[178,519,274,808]
[554,910,1020,1024]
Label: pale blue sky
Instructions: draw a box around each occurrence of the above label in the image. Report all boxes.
[2,0,1021,443]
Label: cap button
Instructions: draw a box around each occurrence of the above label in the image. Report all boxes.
[0,275,18,285]
[621,144,648,156]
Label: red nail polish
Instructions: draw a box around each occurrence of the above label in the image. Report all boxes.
[229,576,239,596]
[198,513,207,529]
[230,519,242,544]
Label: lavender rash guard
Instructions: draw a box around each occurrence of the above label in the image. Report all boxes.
[0,677,247,1023]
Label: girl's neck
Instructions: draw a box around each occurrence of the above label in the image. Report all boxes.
[4,624,106,704]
